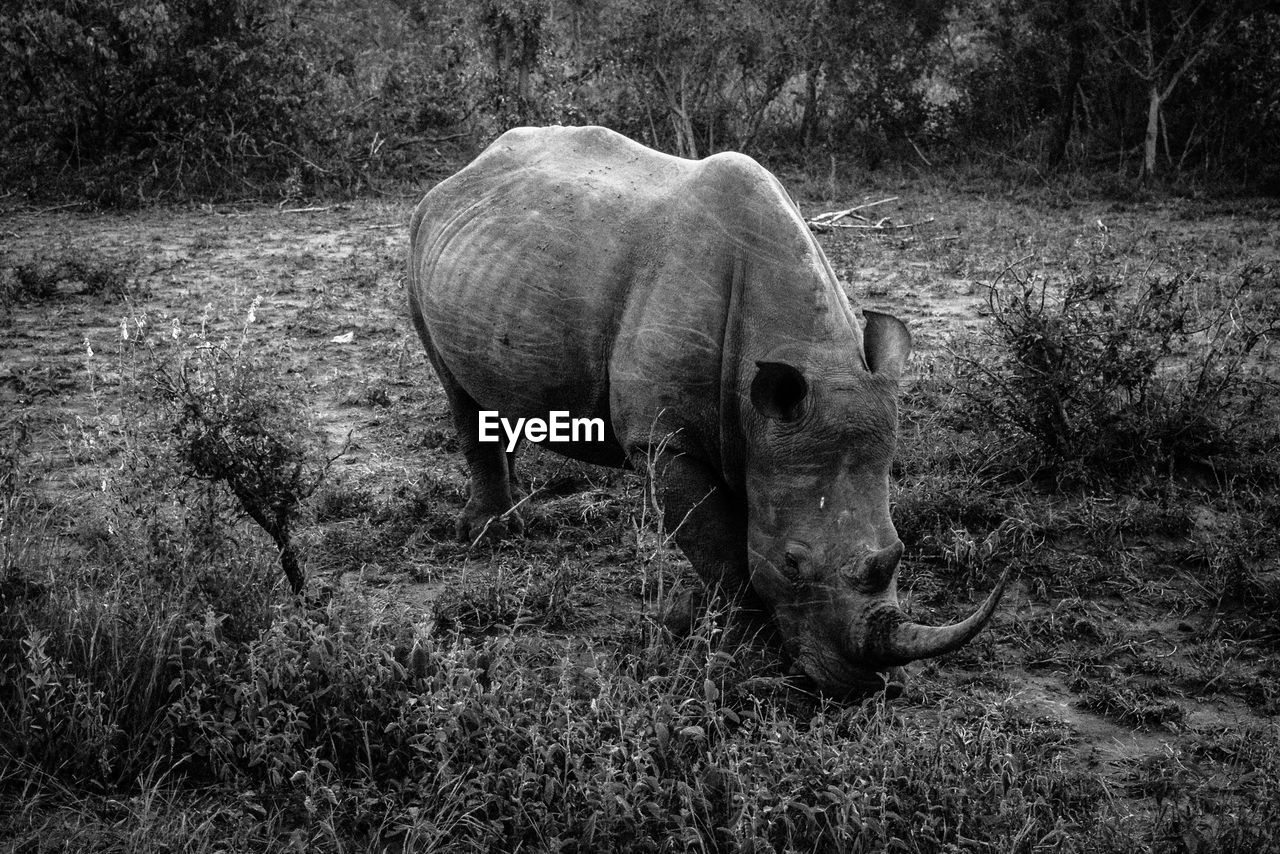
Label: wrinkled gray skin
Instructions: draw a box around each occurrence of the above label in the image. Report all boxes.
[408,126,1005,694]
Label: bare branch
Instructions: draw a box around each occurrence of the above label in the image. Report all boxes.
[805,197,899,227]
[807,214,933,233]
[1161,7,1232,99]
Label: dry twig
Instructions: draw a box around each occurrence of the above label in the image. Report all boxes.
[806,196,898,228]
[806,197,933,233]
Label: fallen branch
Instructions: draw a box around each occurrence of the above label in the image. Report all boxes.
[806,196,898,228]
[35,201,89,214]
[279,205,334,214]
[811,216,935,232]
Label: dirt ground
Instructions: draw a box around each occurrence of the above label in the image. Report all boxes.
[3,183,1279,830]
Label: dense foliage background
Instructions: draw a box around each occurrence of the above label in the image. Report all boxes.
[3,0,1279,204]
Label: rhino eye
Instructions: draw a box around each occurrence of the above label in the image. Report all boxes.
[782,546,808,579]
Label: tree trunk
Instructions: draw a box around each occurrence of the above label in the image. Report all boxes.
[234,487,305,594]
[516,16,540,124]
[516,61,531,123]
[799,63,821,146]
[670,69,698,158]
[1048,5,1087,171]
[1142,82,1160,181]
[278,536,304,596]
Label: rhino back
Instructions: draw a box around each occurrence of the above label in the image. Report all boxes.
[410,128,682,420]
[408,126,861,470]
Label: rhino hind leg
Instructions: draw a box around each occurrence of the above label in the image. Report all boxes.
[431,362,522,543]
[640,451,770,634]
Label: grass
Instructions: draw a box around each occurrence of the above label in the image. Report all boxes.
[1,185,1279,851]
[0,573,1110,851]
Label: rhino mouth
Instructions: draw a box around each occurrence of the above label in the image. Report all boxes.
[785,649,908,698]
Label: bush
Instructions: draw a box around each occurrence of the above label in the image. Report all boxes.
[146,300,336,593]
[957,258,1280,483]
[0,0,334,203]
[0,0,476,202]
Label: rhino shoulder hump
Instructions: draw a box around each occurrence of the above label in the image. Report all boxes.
[491,125,649,165]
[698,150,770,184]
[693,151,792,205]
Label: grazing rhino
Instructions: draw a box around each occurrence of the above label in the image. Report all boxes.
[408,125,1005,694]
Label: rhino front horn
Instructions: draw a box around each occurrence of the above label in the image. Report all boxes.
[870,567,1010,666]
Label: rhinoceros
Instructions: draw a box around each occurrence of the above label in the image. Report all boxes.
[407,125,1006,693]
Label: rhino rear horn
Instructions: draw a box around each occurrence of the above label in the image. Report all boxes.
[869,567,1010,666]
[862,310,911,379]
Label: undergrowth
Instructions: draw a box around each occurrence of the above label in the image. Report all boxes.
[4,563,1277,851]
[0,572,1105,852]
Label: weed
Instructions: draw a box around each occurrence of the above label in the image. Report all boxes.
[11,260,59,300]
[1,421,40,707]
[431,563,527,634]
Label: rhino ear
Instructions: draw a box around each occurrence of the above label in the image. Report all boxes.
[751,361,808,422]
[863,310,911,380]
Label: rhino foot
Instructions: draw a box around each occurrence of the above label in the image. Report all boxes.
[456,505,524,544]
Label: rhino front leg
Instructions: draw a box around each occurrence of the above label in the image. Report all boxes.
[639,450,768,634]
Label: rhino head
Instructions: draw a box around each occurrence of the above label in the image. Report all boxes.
[743,311,1006,694]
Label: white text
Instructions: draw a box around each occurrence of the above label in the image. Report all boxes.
[477,410,605,452]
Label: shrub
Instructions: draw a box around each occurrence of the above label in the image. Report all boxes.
[0,0,329,202]
[957,258,1280,483]
[147,300,336,593]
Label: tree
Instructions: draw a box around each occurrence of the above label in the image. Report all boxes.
[786,0,951,153]
[1048,0,1092,170]
[608,0,793,157]
[1095,0,1240,180]
[477,0,548,125]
